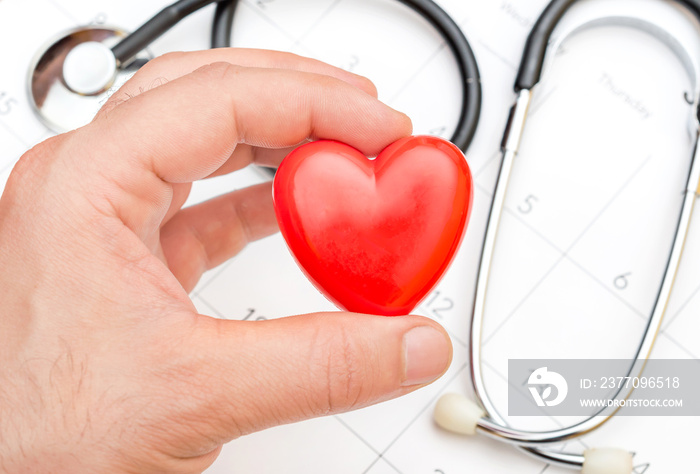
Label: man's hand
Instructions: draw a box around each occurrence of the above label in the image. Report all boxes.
[0,49,452,473]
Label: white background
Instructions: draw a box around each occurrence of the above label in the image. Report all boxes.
[1,0,699,472]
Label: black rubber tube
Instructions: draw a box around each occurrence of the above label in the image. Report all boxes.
[211,0,481,153]
[514,0,575,91]
[516,0,700,94]
[211,0,237,48]
[111,0,220,64]
[111,0,481,153]
[396,0,481,152]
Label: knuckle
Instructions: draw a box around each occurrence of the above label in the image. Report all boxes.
[193,61,243,85]
[358,75,378,96]
[97,52,185,118]
[312,324,369,413]
[191,62,242,134]
[312,72,342,90]
[276,51,322,70]
[139,51,186,76]
[7,135,62,190]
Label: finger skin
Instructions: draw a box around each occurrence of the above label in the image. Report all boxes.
[203,142,303,178]
[152,313,453,457]
[99,49,378,116]
[160,182,277,292]
[98,62,409,180]
[82,62,411,242]
[97,49,379,185]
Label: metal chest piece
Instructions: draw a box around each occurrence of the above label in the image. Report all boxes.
[27,26,152,133]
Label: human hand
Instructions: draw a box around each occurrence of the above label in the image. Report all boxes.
[0,49,453,473]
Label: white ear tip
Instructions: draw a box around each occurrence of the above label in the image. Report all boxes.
[582,448,634,474]
[433,393,485,435]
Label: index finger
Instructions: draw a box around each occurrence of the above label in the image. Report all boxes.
[81,62,412,234]
[99,48,379,116]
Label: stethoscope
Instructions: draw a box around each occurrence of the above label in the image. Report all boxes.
[432,1,700,473]
[24,0,700,472]
[27,0,481,148]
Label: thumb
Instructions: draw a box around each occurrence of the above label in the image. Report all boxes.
[180,312,452,449]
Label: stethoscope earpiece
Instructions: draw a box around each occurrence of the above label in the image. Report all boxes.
[432,394,635,474]
[433,392,484,436]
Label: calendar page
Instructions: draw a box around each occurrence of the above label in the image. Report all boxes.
[1,0,699,472]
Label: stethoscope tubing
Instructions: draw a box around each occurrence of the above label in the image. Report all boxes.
[518,0,700,96]
[470,0,700,468]
[110,0,482,154]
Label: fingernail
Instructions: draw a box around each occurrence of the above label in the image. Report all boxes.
[402,326,451,387]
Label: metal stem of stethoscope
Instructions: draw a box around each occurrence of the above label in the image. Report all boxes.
[470,89,700,468]
[435,2,700,470]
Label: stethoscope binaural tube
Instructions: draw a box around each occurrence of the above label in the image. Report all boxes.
[517,0,700,94]
[435,0,700,471]
[109,0,482,153]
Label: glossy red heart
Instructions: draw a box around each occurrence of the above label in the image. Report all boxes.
[273,135,473,316]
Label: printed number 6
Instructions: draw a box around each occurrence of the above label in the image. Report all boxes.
[614,273,631,290]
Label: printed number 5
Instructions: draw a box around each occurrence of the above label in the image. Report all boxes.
[518,194,538,214]
[0,92,16,115]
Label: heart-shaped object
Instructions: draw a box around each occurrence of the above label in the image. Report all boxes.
[273,135,473,316]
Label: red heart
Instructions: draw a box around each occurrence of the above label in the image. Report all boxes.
[273,135,473,316]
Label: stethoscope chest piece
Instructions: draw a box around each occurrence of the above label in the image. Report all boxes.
[27,26,151,133]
